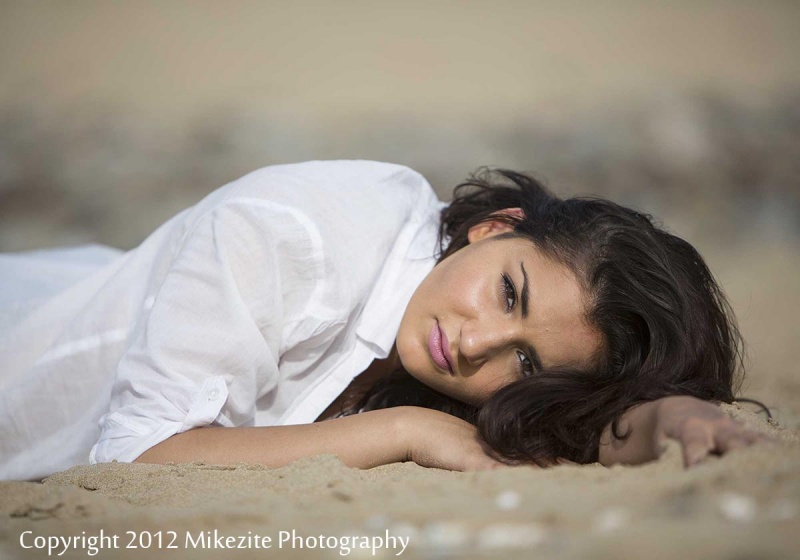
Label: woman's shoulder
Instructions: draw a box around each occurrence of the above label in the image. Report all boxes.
[181,160,436,229]
[237,159,434,206]
[195,159,440,245]
[248,159,426,183]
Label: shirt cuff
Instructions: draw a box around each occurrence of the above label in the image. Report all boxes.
[90,376,229,464]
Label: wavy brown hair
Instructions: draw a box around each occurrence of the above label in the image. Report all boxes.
[341,169,750,465]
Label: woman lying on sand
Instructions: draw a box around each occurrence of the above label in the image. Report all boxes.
[0,161,770,480]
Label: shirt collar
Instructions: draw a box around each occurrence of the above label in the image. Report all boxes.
[355,203,443,357]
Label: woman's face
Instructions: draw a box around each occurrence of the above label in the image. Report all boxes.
[396,217,602,405]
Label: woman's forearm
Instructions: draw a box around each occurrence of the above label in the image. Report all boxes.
[134,408,411,469]
[598,400,662,466]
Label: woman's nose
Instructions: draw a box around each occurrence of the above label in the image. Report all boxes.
[459,319,516,366]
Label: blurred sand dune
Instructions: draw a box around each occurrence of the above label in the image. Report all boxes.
[1,1,799,120]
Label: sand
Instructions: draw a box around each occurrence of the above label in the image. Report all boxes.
[1,404,798,560]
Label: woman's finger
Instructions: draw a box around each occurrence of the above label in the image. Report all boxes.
[715,423,773,451]
[680,427,715,467]
[684,443,712,467]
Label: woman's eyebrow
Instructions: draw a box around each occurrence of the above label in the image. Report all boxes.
[520,261,529,319]
[527,343,544,372]
[519,261,543,371]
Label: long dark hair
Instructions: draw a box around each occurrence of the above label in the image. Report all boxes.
[341,168,750,465]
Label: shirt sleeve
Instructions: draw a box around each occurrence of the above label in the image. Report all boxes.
[90,199,320,464]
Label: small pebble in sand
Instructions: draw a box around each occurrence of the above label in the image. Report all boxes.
[495,490,522,510]
[421,521,471,548]
[592,506,630,533]
[477,523,546,549]
[718,492,757,523]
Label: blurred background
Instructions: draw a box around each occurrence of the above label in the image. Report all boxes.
[1,1,798,423]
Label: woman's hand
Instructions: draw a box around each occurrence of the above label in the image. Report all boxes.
[395,406,508,471]
[654,395,772,467]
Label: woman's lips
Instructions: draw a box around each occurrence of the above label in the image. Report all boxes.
[429,321,454,374]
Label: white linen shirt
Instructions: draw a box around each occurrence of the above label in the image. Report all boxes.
[0,160,443,480]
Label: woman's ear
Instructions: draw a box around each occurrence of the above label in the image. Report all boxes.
[467,208,525,244]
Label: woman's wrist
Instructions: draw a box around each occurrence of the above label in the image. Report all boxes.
[389,406,425,462]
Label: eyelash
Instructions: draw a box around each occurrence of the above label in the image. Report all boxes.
[501,274,535,377]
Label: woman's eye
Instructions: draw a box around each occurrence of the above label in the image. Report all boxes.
[501,274,516,312]
[517,350,535,377]
[503,275,532,377]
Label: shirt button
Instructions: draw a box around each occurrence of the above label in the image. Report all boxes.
[208,388,220,401]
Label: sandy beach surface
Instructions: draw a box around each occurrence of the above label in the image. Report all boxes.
[1,404,798,560]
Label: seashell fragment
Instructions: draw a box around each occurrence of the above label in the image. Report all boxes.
[495,490,522,510]
[718,492,757,523]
